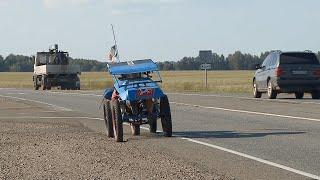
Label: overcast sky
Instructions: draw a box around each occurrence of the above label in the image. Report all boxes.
[0,0,320,62]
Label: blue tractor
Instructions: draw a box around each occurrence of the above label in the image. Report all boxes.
[102,59,172,142]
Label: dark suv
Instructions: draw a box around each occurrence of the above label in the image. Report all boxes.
[253,51,320,99]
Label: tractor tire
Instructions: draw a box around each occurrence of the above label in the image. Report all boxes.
[311,91,320,99]
[131,124,140,136]
[149,115,157,134]
[295,92,304,99]
[103,100,114,138]
[111,100,124,142]
[160,95,172,137]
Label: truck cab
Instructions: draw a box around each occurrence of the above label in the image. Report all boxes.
[33,45,81,90]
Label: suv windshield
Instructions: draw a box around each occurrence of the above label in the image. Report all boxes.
[280,53,319,65]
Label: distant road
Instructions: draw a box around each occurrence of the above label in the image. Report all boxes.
[1,88,320,180]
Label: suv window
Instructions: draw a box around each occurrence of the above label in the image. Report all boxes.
[280,53,319,65]
[269,54,278,67]
[262,55,271,67]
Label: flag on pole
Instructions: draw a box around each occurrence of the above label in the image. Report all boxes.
[107,45,118,62]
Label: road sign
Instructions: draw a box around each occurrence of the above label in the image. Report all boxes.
[200,64,212,70]
[200,64,212,89]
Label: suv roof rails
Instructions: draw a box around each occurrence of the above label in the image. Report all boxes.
[270,50,282,53]
[304,50,313,53]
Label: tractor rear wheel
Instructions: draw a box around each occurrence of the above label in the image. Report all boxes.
[111,100,124,142]
[131,124,140,136]
[103,100,114,138]
[160,95,172,137]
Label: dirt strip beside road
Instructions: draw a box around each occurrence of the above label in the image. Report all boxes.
[0,97,231,180]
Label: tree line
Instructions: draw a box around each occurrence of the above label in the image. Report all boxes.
[0,54,107,72]
[1,51,320,72]
[158,51,320,70]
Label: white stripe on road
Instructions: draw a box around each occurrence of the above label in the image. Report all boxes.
[182,138,320,180]
[1,91,320,178]
[9,90,320,122]
[0,95,73,111]
[0,116,101,120]
[2,115,320,178]
[1,101,319,179]
[168,92,320,105]
[171,101,320,123]
[28,91,320,123]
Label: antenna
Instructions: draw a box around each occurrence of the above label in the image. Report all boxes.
[111,24,120,62]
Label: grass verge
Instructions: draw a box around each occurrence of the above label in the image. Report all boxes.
[0,71,254,93]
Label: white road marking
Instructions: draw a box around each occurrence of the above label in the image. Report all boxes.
[48,91,101,97]
[2,90,320,178]
[182,138,320,179]
[22,91,320,123]
[1,99,318,179]
[168,92,320,105]
[88,116,320,179]
[0,116,101,120]
[24,90,320,106]
[171,101,320,123]
[0,95,73,111]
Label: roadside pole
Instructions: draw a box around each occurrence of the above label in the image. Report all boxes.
[205,68,208,88]
[200,64,212,89]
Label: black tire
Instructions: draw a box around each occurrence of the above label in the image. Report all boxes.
[103,100,114,138]
[34,77,39,90]
[149,116,157,133]
[267,80,277,99]
[41,76,47,90]
[160,95,172,137]
[131,124,140,136]
[295,92,304,99]
[311,91,320,99]
[253,80,262,98]
[111,100,123,142]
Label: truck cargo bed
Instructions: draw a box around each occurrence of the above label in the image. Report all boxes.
[34,65,81,75]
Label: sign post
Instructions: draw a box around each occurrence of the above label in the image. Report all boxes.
[200,64,212,88]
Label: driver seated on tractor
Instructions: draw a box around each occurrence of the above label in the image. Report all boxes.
[104,72,155,120]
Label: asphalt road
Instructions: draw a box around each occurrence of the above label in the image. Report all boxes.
[1,88,320,180]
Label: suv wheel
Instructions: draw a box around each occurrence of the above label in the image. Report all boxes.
[267,81,277,99]
[253,80,262,98]
[295,92,304,99]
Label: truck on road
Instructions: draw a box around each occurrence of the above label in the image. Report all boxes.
[33,45,81,90]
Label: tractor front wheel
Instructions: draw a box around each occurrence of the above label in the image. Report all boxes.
[103,100,114,138]
[131,124,140,136]
[111,100,124,142]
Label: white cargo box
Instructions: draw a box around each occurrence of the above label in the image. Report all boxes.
[34,65,81,75]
